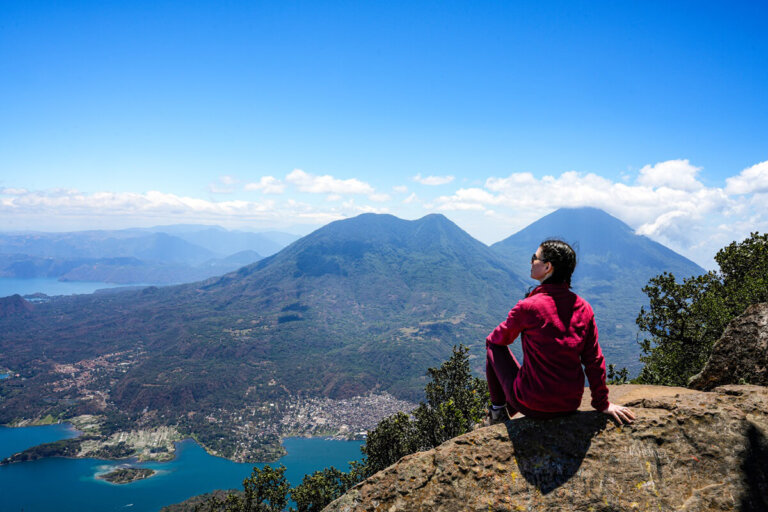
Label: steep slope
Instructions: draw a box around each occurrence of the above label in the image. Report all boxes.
[491,207,705,374]
[0,214,526,458]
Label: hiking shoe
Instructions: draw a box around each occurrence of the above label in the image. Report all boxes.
[483,404,510,426]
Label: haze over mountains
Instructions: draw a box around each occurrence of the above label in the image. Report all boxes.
[0,208,704,459]
[0,226,300,285]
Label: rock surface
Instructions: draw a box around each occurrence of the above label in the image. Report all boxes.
[323,385,768,512]
[689,302,768,390]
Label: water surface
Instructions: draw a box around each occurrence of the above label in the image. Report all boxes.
[0,277,133,297]
[0,425,363,512]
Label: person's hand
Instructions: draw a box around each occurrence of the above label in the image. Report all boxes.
[602,402,635,425]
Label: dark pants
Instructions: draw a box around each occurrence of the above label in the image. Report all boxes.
[486,341,575,420]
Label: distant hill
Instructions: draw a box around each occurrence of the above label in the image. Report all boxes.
[491,207,705,374]
[0,294,33,318]
[145,225,299,257]
[0,231,215,264]
[0,225,299,285]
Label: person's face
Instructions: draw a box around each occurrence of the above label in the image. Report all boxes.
[530,246,553,282]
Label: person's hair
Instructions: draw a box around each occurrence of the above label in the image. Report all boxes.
[539,239,577,286]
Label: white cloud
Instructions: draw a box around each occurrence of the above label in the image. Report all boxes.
[433,188,500,211]
[479,168,729,234]
[209,175,239,194]
[245,176,285,194]
[368,193,391,202]
[0,187,28,195]
[725,160,768,195]
[286,169,375,195]
[636,159,703,191]
[0,187,393,234]
[0,188,276,222]
[393,185,409,193]
[403,193,419,204]
[412,173,455,186]
[435,161,747,266]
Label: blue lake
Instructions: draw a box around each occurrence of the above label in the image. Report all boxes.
[0,277,137,298]
[0,424,364,512]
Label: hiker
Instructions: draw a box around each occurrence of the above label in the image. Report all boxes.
[485,239,635,425]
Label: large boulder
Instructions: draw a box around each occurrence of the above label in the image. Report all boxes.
[324,385,768,512]
[689,303,768,390]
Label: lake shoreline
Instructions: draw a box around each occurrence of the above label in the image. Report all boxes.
[1,426,364,512]
[1,416,364,467]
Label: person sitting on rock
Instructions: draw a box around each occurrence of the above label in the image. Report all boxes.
[485,239,635,425]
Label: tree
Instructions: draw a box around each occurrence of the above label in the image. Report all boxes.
[412,344,488,449]
[198,465,289,512]
[290,466,346,512]
[636,232,768,386]
[362,344,489,474]
[606,364,629,385]
[360,411,419,475]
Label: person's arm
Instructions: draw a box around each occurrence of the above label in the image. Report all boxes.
[486,300,531,346]
[580,314,610,411]
[580,314,635,424]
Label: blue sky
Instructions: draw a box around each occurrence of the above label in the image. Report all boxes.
[1,1,767,267]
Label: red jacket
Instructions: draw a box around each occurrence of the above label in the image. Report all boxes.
[486,283,609,412]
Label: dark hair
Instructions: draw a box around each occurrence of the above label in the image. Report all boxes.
[539,239,577,286]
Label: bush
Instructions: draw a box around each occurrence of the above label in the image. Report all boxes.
[198,465,289,512]
[636,232,768,386]
[363,344,488,474]
[290,467,346,512]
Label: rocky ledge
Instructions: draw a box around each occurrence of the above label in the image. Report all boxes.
[324,384,768,512]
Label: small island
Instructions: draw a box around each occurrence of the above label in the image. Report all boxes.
[97,467,156,484]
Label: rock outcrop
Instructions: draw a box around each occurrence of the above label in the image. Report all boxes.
[689,303,768,390]
[324,385,768,512]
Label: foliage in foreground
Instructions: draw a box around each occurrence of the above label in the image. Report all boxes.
[197,344,488,511]
[636,232,768,386]
[363,344,488,474]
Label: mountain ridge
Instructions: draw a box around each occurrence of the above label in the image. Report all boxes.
[0,209,704,461]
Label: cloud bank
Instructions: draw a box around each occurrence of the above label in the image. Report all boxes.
[3,159,767,269]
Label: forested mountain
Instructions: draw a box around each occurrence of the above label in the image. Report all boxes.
[0,209,704,459]
[491,207,705,373]
[0,214,526,453]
